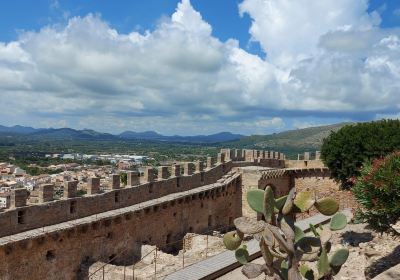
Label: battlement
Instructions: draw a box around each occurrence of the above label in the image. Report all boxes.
[0,156,233,238]
[260,167,330,180]
[0,148,291,279]
[0,148,285,238]
[220,148,285,162]
[0,171,243,280]
[297,151,321,161]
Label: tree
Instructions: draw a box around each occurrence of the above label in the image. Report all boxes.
[120,172,127,185]
[320,119,400,187]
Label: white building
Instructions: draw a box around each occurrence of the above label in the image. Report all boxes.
[0,193,10,208]
[62,154,75,160]
[14,167,26,177]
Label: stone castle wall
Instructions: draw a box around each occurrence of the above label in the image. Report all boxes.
[0,172,242,280]
[0,148,287,280]
[0,160,233,238]
[258,168,333,198]
[285,159,325,169]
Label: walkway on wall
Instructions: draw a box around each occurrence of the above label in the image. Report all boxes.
[164,209,352,280]
[0,173,240,247]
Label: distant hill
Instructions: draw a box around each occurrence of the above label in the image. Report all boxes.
[28,128,116,140]
[0,125,243,143]
[0,125,40,134]
[0,123,350,148]
[119,130,164,140]
[225,123,352,155]
[119,131,244,143]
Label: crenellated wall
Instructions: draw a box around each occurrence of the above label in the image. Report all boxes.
[0,172,242,280]
[258,167,333,198]
[0,148,288,280]
[0,160,233,238]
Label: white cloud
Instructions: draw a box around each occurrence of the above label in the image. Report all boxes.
[0,0,399,134]
[239,0,380,66]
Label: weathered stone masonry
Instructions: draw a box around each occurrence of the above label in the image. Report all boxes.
[0,160,233,238]
[0,149,286,280]
[258,167,333,196]
[0,172,242,280]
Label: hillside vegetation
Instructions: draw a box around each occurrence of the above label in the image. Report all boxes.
[225,122,351,158]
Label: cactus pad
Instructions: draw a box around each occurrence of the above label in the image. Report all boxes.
[282,188,296,215]
[280,216,295,240]
[315,197,339,216]
[294,191,315,212]
[223,231,242,251]
[329,248,349,267]
[247,189,265,214]
[330,212,347,230]
[296,236,321,253]
[275,195,287,212]
[234,217,265,234]
[267,224,294,254]
[262,227,275,247]
[264,186,275,222]
[294,226,305,243]
[317,247,330,277]
[235,246,249,264]
[260,239,274,265]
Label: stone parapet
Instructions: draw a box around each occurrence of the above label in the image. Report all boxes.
[64,180,77,199]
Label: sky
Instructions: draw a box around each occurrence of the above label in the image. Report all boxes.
[0,0,399,135]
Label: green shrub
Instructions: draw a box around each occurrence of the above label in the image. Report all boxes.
[352,151,400,235]
[321,119,400,187]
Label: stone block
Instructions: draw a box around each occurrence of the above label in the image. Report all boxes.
[172,164,181,177]
[217,153,225,163]
[143,167,156,182]
[10,188,27,208]
[127,171,140,186]
[64,180,77,198]
[112,174,120,189]
[195,161,204,173]
[87,177,100,195]
[39,184,54,203]
[158,166,169,180]
[206,157,215,169]
[184,162,195,175]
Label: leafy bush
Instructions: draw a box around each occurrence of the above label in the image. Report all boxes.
[321,119,400,187]
[352,152,400,235]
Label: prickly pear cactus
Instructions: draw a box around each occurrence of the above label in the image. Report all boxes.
[223,187,349,279]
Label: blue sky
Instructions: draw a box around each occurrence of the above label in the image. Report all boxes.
[0,1,264,56]
[0,0,399,135]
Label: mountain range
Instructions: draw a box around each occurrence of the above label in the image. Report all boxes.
[0,122,352,150]
[0,125,244,143]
